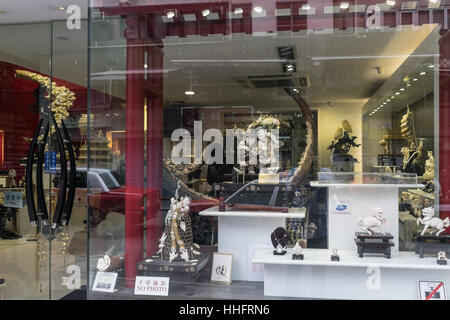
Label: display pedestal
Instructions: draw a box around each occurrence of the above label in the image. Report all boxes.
[253,248,450,299]
[199,206,306,281]
[310,182,424,251]
[136,253,209,283]
[414,234,450,258]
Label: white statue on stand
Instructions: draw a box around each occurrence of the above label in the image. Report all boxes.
[417,207,450,236]
[357,207,386,235]
[292,241,302,255]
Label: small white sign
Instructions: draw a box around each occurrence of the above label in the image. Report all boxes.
[92,272,118,293]
[418,281,447,300]
[332,196,351,214]
[3,191,23,208]
[134,276,169,296]
[211,252,233,285]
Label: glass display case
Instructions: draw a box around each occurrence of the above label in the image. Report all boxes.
[1,0,450,301]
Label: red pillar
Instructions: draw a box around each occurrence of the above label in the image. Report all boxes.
[124,14,145,287]
[146,44,164,257]
[439,29,450,229]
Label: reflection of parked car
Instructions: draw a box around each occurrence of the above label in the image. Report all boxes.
[53,167,133,226]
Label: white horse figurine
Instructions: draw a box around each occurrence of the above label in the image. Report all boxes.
[357,207,386,235]
[417,207,450,236]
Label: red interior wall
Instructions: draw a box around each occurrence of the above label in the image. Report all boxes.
[0,61,88,180]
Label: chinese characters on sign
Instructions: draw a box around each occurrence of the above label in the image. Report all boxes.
[134,276,170,296]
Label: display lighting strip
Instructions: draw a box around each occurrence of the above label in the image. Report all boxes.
[369,67,429,116]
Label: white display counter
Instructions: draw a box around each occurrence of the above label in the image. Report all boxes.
[199,206,306,281]
[310,181,424,251]
[253,247,450,299]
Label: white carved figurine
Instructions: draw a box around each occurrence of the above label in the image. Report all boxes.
[357,207,386,235]
[417,207,450,236]
[292,240,302,255]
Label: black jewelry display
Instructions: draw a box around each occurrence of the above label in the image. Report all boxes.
[271,227,288,256]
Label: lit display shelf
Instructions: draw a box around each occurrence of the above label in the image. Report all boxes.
[199,206,306,281]
[252,248,450,300]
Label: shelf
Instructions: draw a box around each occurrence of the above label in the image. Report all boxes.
[252,248,450,270]
[310,181,424,188]
[199,206,306,219]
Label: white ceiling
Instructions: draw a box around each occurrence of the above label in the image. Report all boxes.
[0,6,440,115]
[0,0,87,24]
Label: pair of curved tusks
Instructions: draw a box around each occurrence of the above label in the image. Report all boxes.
[26,115,76,229]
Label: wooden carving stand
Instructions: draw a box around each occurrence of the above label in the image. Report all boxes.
[414,234,450,258]
[354,232,394,259]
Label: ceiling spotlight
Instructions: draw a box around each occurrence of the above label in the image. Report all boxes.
[234,8,243,14]
[412,78,419,81]
[144,64,148,68]
[419,71,427,76]
[386,0,396,6]
[301,4,311,10]
[283,63,296,73]
[383,102,387,105]
[400,88,405,91]
[395,92,400,95]
[406,83,412,87]
[185,90,195,95]
[202,9,211,17]
[387,99,391,102]
[253,6,264,13]
[428,64,435,69]
[391,96,395,99]
[166,10,176,19]
[340,2,350,9]
[293,88,300,93]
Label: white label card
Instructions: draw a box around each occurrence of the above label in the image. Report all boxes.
[418,281,447,300]
[134,276,169,296]
[92,272,118,293]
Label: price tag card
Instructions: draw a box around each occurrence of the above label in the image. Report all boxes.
[92,272,118,293]
[418,281,447,300]
[134,276,169,296]
[3,191,23,208]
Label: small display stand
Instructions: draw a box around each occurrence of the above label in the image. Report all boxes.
[292,253,303,260]
[354,232,394,258]
[136,253,209,283]
[414,234,450,258]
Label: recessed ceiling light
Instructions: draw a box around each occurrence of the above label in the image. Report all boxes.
[386,0,396,6]
[400,88,405,91]
[166,10,176,19]
[412,78,419,81]
[406,83,412,87]
[234,8,243,14]
[301,4,311,10]
[202,9,211,17]
[387,99,391,102]
[383,102,387,105]
[283,63,296,73]
[419,71,427,76]
[395,92,400,95]
[144,64,148,68]
[253,6,264,13]
[57,6,66,11]
[391,96,395,99]
[185,90,195,95]
[428,64,435,69]
[340,2,350,9]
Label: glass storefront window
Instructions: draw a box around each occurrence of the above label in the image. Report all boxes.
[1,0,450,301]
